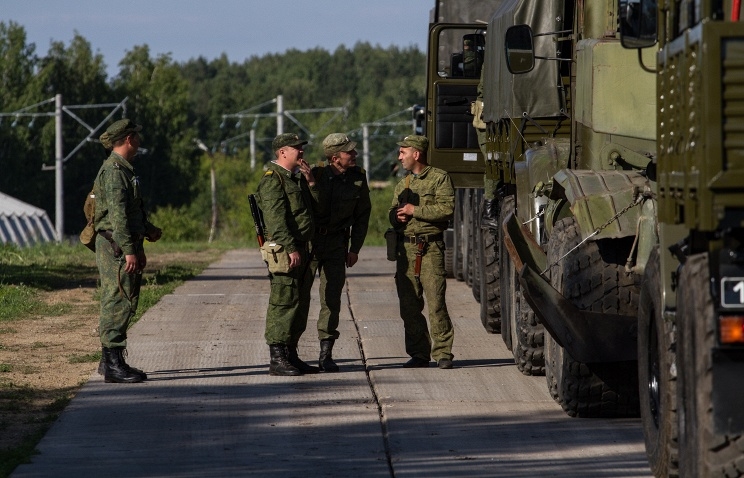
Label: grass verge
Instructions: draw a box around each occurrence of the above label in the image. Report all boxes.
[0,239,236,477]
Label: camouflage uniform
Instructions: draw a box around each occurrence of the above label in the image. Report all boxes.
[389,165,455,362]
[308,163,371,340]
[94,152,155,348]
[257,161,315,345]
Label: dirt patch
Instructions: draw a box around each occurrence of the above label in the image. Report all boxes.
[0,286,100,450]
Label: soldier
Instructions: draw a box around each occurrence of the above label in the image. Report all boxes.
[308,133,371,372]
[94,119,162,383]
[256,133,317,376]
[389,134,455,369]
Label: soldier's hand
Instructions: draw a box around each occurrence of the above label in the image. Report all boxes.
[346,252,359,268]
[124,254,138,274]
[288,250,301,269]
[298,159,315,186]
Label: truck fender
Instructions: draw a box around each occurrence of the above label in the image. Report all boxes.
[547,169,648,241]
[514,138,571,241]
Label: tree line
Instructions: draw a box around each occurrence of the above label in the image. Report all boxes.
[0,21,425,240]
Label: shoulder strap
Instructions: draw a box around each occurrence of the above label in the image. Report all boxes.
[405,174,412,204]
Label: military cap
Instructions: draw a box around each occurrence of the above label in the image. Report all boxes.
[272,133,307,151]
[397,134,429,152]
[322,133,357,155]
[99,119,142,149]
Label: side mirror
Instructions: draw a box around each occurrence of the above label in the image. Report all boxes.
[504,25,535,74]
[619,0,658,49]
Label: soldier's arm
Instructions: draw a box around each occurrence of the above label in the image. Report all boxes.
[257,174,296,253]
[350,176,372,254]
[104,169,136,255]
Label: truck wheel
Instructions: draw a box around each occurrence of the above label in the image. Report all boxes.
[479,224,501,333]
[471,189,482,303]
[545,333,562,402]
[462,189,472,286]
[545,216,640,418]
[499,196,515,351]
[638,246,678,477]
[453,189,465,281]
[677,252,744,477]
[513,289,545,375]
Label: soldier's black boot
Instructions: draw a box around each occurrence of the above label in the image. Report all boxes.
[287,343,319,374]
[269,344,302,376]
[481,197,499,230]
[103,347,143,383]
[98,347,147,380]
[319,339,339,372]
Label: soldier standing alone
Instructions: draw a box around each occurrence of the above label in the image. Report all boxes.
[94,119,162,383]
[308,133,371,372]
[389,135,455,369]
[256,133,318,376]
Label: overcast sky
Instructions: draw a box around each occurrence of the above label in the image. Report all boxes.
[4,0,433,78]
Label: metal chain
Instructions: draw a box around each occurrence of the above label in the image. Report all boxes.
[540,193,644,276]
[522,208,545,226]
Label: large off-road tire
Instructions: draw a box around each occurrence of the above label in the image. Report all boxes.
[638,247,678,477]
[453,189,465,281]
[513,288,545,376]
[471,189,483,303]
[499,196,515,352]
[544,216,640,418]
[479,224,501,333]
[544,333,562,402]
[462,189,473,286]
[677,252,744,478]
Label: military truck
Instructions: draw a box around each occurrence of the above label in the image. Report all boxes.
[425,0,744,476]
[424,1,574,378]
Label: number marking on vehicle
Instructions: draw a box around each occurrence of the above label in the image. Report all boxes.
[721,278,744,307]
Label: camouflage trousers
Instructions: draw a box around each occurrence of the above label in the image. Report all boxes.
[308,234,347,341]
[96,234,142,348]
[394,239,454,362]
[264,248,314,346]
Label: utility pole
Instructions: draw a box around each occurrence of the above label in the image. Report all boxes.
[54,94,63,241]
[1,95,128,241]
[221,96,346,168]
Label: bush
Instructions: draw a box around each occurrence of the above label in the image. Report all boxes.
[148,205,208,242]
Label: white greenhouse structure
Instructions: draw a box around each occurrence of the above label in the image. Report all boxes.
[0,191,57,247]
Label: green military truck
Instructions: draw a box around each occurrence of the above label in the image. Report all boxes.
[425,0,744,476]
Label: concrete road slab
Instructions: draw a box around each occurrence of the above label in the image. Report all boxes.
[12,247,652,478]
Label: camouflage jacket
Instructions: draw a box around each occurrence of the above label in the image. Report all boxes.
[257,161,315,253]
[389,166,454,236]
[93,152,154,255]
[309,164,371,254]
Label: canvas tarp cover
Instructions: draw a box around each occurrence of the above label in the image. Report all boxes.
[482,0,567,123]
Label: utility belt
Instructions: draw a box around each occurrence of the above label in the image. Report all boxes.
[398,233,443,244]
[398,233,443,280]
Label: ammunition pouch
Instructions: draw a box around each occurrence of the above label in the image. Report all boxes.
[261,242,291,274]
[79,223,97,252]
